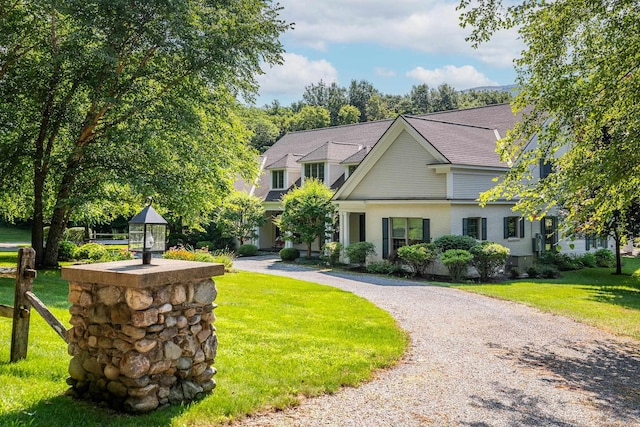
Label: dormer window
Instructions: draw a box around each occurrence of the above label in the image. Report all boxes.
[304,162,325,182]
[347,164,358,177]
[271,170,285,189]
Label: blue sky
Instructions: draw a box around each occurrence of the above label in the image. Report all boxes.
[253,0,521,107]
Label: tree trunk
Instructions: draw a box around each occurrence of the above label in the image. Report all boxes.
[42,163,77,268]
[32,167,46,268]
[306,242,312,259]
[615,232,622,275]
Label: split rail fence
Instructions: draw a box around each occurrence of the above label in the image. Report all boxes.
[0,248,68,362]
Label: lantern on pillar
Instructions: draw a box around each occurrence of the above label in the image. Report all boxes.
[128,198,168,264]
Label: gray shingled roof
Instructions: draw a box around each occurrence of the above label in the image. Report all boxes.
[250,103,520,200]
[298,141,364,163]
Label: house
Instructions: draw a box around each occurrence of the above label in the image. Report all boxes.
[244,103,612,266]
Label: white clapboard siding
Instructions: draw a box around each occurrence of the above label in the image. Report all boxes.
[452,172,499,199]
[349,130,446,199]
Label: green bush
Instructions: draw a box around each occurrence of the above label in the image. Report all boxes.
[279,247,300,261]
[75,243,109,261]
[537,251,580,271]
[397,243,437,277]
[196,240,214,250]
[578,252,597,268]
[64,227,89,244]
[321,241,343,265]
[470,242,510,282]
[433,235,478,252]
[441,249,473,282]
[58,241,78,261]
[509,266,521,279]
[163,246,234,271]
[595,248,615,267]
[237,244,258,257]
[527,264,560,279]
[365,261,405,275]
[345,242,376,267]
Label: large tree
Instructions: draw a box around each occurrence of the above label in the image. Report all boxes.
[276,179,336,259]
[0,0,289,267]
[459,0,640,255]
[216,191,266,245]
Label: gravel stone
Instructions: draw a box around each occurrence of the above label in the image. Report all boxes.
[232,255,640,427]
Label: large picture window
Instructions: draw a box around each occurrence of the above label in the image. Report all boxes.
[304,162,325,182]
[271,170,285,189]
[382,217,430,258]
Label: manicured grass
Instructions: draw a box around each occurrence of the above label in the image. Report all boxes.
[454,256,640,340]
[0,226,31,243]
[0,252,18,267]
[0,269,407,427]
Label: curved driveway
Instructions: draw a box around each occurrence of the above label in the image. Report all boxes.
[232,256,640,426]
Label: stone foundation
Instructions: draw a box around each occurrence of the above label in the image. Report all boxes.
[62,259,223,413]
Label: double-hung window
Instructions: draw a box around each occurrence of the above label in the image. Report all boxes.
[504,216,525,239]
[382,217,430,258]
[271,170,285,189]
[463,217,487,240]
[304,162,325,182]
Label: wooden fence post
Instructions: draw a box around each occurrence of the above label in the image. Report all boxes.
[10,248,36,362]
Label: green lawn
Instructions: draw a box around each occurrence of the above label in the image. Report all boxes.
[0,268,407,427]
[0,226,31,243]
[454,256,640,340]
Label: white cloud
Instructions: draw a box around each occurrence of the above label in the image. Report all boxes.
[375,67,396,77]
[256,53,339,99]
[406,65,498,89]
[277,0,521,67]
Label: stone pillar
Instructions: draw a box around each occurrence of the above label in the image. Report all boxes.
[61,259,223,413]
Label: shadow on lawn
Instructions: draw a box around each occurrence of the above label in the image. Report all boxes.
[466,339,640,426]
[590,286,640,310]
[0,394,188,427]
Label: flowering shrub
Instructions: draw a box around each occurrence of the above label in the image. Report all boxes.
[163,245,234,271]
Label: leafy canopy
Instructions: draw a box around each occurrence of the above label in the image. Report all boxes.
[459,0,640,239]
[216,192,266,245]
[276,178,336,259]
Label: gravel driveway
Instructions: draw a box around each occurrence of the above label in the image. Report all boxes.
[231,256,640,427]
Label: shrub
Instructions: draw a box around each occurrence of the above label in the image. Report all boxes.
[75,243,109,261]
[237,244,258,257]
[163,246,234,271]
[537,251,579,271]
[58,241,78,261]
[397,243,437,277]
[345,242,376,267]
[578,252,597,268]
[595,248,615,267]
[509,267,521,279]
[527,264,559,279]
[365,261,405,275]
[107,248,135,261]
[64,227,89,244]
[196,240,214,250]
[321,241,343,265]
[441,249,473,282]
[279,247,300,261]
[433,235,478,252]
[470,242,510,282]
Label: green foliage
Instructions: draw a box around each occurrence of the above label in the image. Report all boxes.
[0,1,289,267]
[365,261,405,275]
[537,251,581,271]
[63,227,88,245]
[276,179,336,259]
[321,241,343,265]
[509,267,521,279]
[337,105,361,125]
[433,235,478,252]
[345,242,376,267]
[595,249,615,268]
[237,244,258,257]
[163,246,235,271]
[397,243,438,277]
[527,264,560,279]
[470,242,510,282]
[196,241,215,250]
[288,105,331,131]
[57,241,78,262]
[74,243,133,263]
[579,252,597,268]
[279,247,300,261]
[216,192,266,245]
[441,249,473,282]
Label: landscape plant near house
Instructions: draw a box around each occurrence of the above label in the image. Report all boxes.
[441,249,473,282]
[470,242,510,282]
[397,243,438,277]
[345,242,376,268]
[216,192,266,245]
[276,179,337,259]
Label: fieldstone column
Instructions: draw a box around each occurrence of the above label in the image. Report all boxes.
[62,259,223,413]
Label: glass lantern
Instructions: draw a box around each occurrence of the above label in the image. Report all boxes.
[128,202,168,264]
